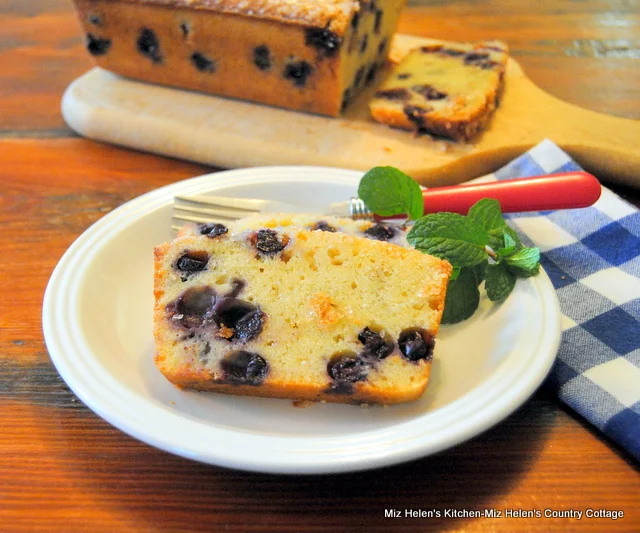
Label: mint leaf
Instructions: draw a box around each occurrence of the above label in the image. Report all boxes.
[485,263,516,301]
[510,264,540,278]
[441,268,481,324]
[472,261,488,286]
[505,246,540,272]
[505,247,541,278]
[358,166,423,220]
[488,230,505,251]
[490,225,521,252]
[503,227,519,249]
[496,226,523,256]
[468,198,506,250]
[407,213,489,266]
[468,198,505,231]
[496,228,519,257]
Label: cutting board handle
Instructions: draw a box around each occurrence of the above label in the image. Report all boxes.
[493,61,640,188]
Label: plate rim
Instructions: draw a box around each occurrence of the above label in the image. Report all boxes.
[42,166,561,474]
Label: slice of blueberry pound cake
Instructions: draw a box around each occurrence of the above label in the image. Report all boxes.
[369,39,509,141]
[154,224,451,404]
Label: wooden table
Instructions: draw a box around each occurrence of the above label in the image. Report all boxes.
[1,1,638,531]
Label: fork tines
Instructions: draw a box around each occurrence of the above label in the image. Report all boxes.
[172,194,270,231]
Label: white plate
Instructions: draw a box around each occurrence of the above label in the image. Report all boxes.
[43,166,561,474]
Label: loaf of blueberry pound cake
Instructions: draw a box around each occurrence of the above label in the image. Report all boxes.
[154,224,451,404]
[370,40,508,140]
[72,0,405,116]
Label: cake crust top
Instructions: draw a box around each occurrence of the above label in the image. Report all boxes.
[112,0,367,32]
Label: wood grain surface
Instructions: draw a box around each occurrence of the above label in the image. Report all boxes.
[1,1,639,532]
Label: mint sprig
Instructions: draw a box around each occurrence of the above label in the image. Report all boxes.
[358,166,424,221]
[358,167,542,324]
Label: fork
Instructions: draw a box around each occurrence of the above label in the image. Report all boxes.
[172,171,601,230]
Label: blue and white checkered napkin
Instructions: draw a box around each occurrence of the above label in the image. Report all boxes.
[478,139,640,461]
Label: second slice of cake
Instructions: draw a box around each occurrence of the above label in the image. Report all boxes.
[154,225,451,404]
[369,40,508,141]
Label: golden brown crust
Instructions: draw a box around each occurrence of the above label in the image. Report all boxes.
[156,356,431,404]
[370,101,497,142]
[103,0,365,34]
[153,243,170,301]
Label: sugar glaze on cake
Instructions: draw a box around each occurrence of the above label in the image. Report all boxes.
[115,0,365,32]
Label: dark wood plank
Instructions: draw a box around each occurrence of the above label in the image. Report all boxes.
[1,138,638,532]
[1,0,640,530]
[0,3,91,132]
[0,396,637,532]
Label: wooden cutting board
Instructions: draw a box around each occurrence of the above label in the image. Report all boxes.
[61,34,640,188]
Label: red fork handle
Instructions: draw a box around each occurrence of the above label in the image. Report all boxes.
[420,171,601,215]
